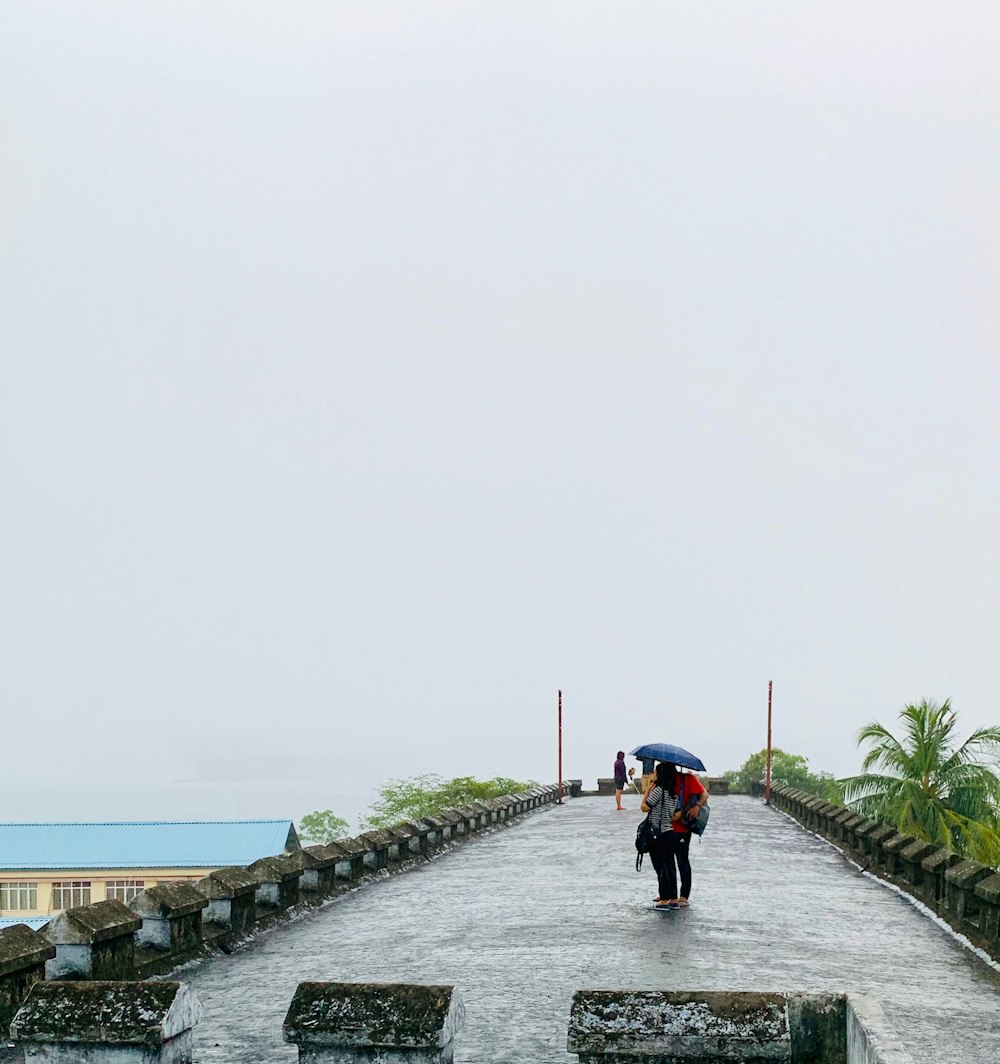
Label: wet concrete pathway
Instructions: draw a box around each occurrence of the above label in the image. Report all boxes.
[179,796,1000,1062]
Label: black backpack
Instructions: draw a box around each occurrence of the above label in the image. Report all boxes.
[634,817,660,871]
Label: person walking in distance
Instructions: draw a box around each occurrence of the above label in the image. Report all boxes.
[614,751,628,811]
[642,762,708,909]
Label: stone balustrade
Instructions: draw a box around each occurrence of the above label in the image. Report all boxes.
[6,979,911,1063]
[769,783,1000,963]
[0,784,564,1016]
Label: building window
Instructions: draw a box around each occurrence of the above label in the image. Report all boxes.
[0,882,37,911]
[105,880,145,904]
[50,881,91,910]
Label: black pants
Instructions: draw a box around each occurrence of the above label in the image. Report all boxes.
[650,831,692,900]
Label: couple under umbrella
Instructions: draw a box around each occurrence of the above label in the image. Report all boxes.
[631,742,709,910]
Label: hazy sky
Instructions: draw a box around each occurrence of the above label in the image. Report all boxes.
[3,3,999,826]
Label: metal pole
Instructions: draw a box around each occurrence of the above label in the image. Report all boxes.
[557,690,563,804]
[765,680,773,805]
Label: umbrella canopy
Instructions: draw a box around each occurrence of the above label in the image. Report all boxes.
[630,743,706,773]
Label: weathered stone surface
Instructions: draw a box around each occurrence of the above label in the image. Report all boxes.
[131,885,208,954]
[198,868,259,933]
[567,990,791,1061]
[249,855,302,910]
[0,924,56,978]
[45,901,140,980]
[0,925,55,1037]
[945,860,994,920]
[11,980,201,1051]
[283,982,464,1049]
[845,993,915,1064]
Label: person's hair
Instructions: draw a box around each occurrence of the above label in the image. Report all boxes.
[616,750,624,759]
[655,762,677,791]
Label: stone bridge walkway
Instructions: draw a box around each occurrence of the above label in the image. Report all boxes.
[178,796,1000,1062]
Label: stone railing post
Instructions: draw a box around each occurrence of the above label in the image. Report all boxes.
[865,823,898,866]
[567,990,792,1063]
[897,840,938,892]
[974,873,1000,944]
[880,832,919,876]
[401,820,432,855]
[45,899,140,980]
[130,883,209,956]
[920,849,962,905]
[248,854,303,911]
[0,924,55,1039]
[420,816,448,848]
[283,981,465,1063]
[385,826,415,861]
[356,830,392,870]
[197,867,260,935]
[301,845,341,895]
[333,839,367,881]
[11,980,201,1063]
[944,860,994,925]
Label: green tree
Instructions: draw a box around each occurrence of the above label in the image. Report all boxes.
[842,698,1000,865]
[298,809,350,844]
[362,774,535,829]
[725,748,843,803]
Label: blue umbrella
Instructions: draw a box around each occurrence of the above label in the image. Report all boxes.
[630,743,706,772]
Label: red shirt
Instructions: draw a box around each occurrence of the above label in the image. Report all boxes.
[672,773,706,833]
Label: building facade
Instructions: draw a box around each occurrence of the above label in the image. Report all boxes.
[0,820,298,919]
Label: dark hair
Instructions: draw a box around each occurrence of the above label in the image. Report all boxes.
[616,751,625,759]
[655,762,677,791]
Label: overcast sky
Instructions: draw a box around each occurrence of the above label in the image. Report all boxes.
[2,2,999,827]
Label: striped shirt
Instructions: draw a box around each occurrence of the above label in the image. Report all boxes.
[645,785,679,833]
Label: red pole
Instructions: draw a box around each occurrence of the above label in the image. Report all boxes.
[557,690,563,804]
[765,680,773,804]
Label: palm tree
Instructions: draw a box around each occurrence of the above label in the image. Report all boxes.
[842,699,1000,866]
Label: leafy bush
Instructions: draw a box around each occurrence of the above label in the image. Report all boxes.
[298,809,350,844]
[725,748,843,803]
[362,774,535,829]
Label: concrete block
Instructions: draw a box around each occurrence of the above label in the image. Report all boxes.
[45,899,140,980]
[356,831,393,871]
[0,924,55,1038]
[567,990,791,1062]
[920,849,962,903]
[330,840,366,881]
[945,860,994,922]
[897,840,938,889]
[283,981,465,1063]
[11,980,201,1064]
[248,854,303,910]
[845,992,914,1064]
[974,873,1000,941]
[301,845,341,894]
[130,884,208,955]
[197,867,259,933]
[880,832,919,876]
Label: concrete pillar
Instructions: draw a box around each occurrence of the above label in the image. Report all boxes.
[974,873,1000,943]
[865,823,898,865]
[44,899,140,980]
[400,820,431,855]
[197,867,259,934]
[384,826,415,861]
[880,832,919,876]
[920,848,962,904]
[332,840,367,881]
[356,831,392,871]
[0,924,55,1038]
[11,980,201,1064]
[567,990,792,1063]
[897,840,938,891]
[248,854,303,911]
[420,816,448,848]
[945,860,994,923]
[130,884,209,955]
[301,845,341,894]
[439,810,467,837]
[283,981,465,1064]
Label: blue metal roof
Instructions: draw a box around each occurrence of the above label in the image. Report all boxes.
[0,821,297,870]
[0,917,49,931]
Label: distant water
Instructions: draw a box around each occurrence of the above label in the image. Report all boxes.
[0,781,376,835]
